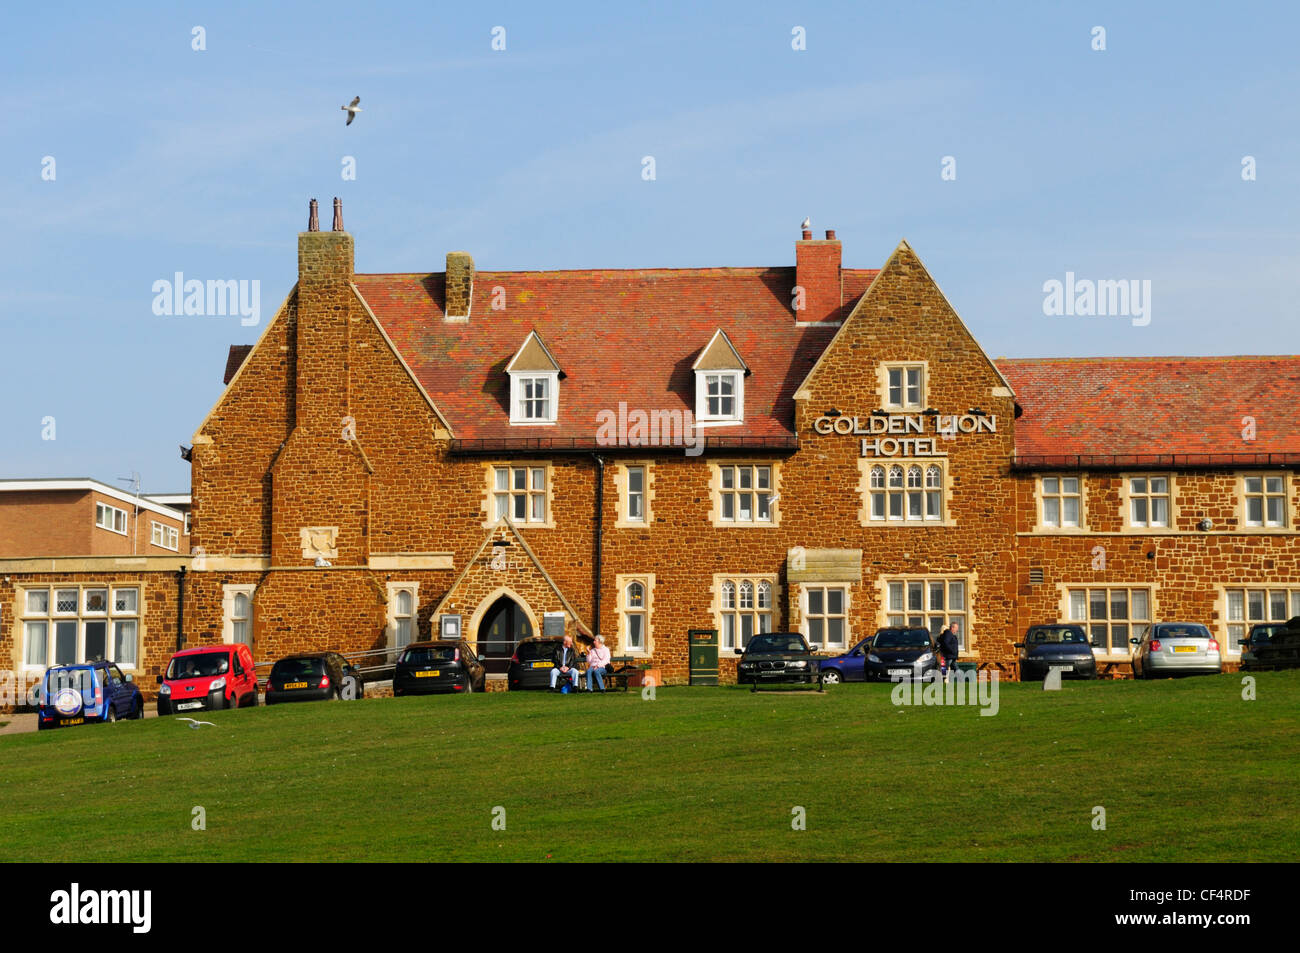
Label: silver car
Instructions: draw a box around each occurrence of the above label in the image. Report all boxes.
[1131,622,1222,678]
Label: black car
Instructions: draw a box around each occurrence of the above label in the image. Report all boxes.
[394,640,485,695]
[1015,624,1098,680]
[863,627,939,682]
[507,636,565,690]
[264,652,364,705]
[1242,617,1300,671]
[735,632,819,686]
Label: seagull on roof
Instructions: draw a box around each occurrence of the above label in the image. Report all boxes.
[178,717,217,729]
[342,96,361,125]
[800,217,811,230]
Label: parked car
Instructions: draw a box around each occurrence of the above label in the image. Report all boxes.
[507,636,564,690]
[394,640,485,695]
[1241,618,1300,671]
[735,632,819,686]
[264,652,364,704]
[157,643,259,715]
[1015,624,1098,680]
[1131,623,1222,678]
[37,661,143,730]
[817,635,876,684]
[863,627,939,682]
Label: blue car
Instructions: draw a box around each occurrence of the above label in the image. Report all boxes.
[37,661,144,730]
[817,636,876,684]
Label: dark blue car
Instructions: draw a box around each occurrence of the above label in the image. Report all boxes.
[817,636,876,684]
[37,661,144,730]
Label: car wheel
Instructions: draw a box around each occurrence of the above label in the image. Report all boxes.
[132,699,144,719]
[105,705,118,724]
[464,676,474,693]
[821,670,842,685]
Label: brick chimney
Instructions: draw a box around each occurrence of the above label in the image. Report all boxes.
[445,251,474,322]
[296,199,355,425]
[794,228,842,323]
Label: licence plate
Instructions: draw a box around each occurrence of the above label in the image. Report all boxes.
[177,701,203,711]
[415,670,439,678]
[1050,664,1074,672]
[283,681,309,689]
[888,668,911,676]
[1173,646,1197,654]
[531,662,551,669]
[61,718,84,726]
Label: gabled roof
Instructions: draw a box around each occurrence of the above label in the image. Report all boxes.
[997,356,1300,462]
[506,330,562,374]
[352,267,877,442]
[692,328,748,373]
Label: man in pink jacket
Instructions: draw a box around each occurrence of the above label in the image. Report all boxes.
[585,634,612,692]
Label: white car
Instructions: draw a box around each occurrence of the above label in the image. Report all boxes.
[1131,622,1222,678]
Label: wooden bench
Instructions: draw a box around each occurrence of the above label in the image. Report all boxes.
[576,654,634,692]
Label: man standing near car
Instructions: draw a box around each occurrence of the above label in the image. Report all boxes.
[938,623,960,681]
[551,634,580,691]
[585,634,611,692]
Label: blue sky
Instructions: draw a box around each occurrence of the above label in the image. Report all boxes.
[2,1,1297,491]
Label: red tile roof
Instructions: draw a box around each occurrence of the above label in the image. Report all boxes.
[997,356,1300,463]
[354,267,878,442]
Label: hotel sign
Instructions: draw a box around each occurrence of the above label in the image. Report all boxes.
[811,413,997,457]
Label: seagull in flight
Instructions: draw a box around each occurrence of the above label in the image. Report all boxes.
[800,217,810,230]
[178,717,217,729]
[342,96,362,125]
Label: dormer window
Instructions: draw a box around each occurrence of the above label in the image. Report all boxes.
[693,329,747,425]
[506,331,562,426]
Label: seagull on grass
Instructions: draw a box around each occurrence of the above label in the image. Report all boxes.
[178,717,217,729]
[342,96,361,125]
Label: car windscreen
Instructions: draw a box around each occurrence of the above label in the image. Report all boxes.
[1249,626,1285,643]
[167,653,229,679]
[1156,625,1211,640]
[1028,627,1088,644]
[515,641,560,662]
[271,657,326,679]
[745,635,807,654]
[402,646,458,664]
[873,630,932,649]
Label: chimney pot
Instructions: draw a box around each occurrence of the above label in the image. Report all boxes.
[801,229,812,240]
[307,198,319,232]
[332,197,344,232]
[825,229,837,240]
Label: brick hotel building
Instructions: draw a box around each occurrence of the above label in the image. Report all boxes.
[4,205,1299,691]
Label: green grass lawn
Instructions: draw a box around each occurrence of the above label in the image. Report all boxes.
[2,673,1297,862]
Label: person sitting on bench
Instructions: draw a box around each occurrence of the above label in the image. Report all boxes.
[585,634,611,692]
[550,634,580,690]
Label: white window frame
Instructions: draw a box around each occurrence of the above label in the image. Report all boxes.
[618,575,654,656]
[695,370,743,424]
[1066,586,1152,657]
[867,460,944,523]
[1126,475,1171,528]
[1243,473,1288,528]
[717,575,775,651]
[491,465,550,525]
[1223,586,1300,655]
[803,584,849,651]
[221,584,257,647]
[95,502,128,535]
[1039,475,1083,529]
[509,371,559,425]
[625,465,646,523]
[884,364,926,410]
[151,520,180,551]
[884,578,969,651]
[716,464,776,525]
[386,582,420,656]
[19,584,141,670]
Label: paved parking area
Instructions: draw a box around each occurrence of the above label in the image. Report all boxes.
[0,709,160,736]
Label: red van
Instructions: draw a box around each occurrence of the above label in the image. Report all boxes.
[157,644,259,715]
